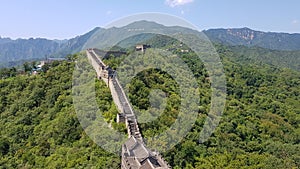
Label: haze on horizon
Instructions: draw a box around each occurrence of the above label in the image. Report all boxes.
[1,0,300,39]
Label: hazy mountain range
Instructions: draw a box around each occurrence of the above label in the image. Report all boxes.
[0,21,300,69]
[204,27,300,51]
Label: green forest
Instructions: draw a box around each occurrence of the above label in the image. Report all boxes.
[0,40,300,169]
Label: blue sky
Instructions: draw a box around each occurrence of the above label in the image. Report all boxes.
[1,0,300,39]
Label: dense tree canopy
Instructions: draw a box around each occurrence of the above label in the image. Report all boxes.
[101,39,300,168]
[0,40,299,168]
[0,54,120,168]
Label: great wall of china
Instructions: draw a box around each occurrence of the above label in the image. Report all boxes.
[86,49,170,169]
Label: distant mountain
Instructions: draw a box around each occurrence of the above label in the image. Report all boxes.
[0,20,200,67]
[1,21,300,69]
[53,27,102,57]
[0,37,61,68]
[83,20,199,50]
[0,37,12,44]
[204,28,300,51]
[0,28,100,68]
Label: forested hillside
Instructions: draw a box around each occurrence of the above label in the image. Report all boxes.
[227,45,300,71]
[0,55,120,168]
[0,42,299,168]
[105,43,300,168]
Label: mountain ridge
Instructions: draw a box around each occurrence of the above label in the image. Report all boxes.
[1,21,300,68]
[204,27,300,51]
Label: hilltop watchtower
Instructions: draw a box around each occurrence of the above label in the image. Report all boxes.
[136,44,150,52]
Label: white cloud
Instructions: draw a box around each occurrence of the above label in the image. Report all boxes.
[292,19,299,25]
[165,0,194,7]
[106,11,112,15]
